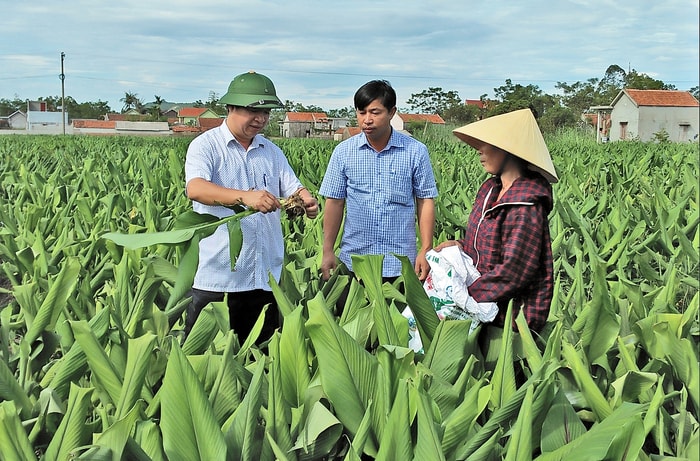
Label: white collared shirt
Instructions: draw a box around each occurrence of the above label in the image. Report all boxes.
[185,122,302,291]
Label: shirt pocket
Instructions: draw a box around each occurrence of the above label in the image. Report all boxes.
[388,166,413,205]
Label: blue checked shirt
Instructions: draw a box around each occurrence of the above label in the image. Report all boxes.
[319,129,438,277]
[185,122,302,292]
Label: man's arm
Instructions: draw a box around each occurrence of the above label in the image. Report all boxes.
[186,177,279,212]
[320,198,345,280]
[415,197,436,281]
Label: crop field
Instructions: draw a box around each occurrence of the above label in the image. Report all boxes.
[0,132,698,460]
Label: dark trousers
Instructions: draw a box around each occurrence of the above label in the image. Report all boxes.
[185,288,279,344]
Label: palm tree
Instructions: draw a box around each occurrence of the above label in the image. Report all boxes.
[120,91,141,113]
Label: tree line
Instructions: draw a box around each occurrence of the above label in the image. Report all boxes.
[1,64,698,134]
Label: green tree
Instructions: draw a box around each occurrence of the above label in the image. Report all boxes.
[0,96,26,116]
[625,70,676,90]
[555,78,602,115]
[690,86,699,100]
[406,87,462,116]
[120,91,142,113]
[442,103,480,124]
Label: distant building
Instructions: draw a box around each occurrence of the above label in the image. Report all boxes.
[0,110,27,129]
[390,112,445,132]
[609,89,699,142]
[26,100,68,132]
[177,107,219,126]
[281,112,333,138]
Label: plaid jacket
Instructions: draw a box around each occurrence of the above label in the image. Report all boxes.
[459,174,554,332]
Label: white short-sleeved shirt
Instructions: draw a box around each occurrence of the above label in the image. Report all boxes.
[185,122,302,292]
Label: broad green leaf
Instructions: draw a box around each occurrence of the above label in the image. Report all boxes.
[24,256,81,344]
[375,379,413,461]
[505,385,534,461]
[540,390,587,453]
[561,341,612,420]
[415,388,446,461]
[44,383,94,461]
[279,308,312,408]
[306,292,380,455]
[0,400,36,461]
[422,320,477,385]
[610,371,658,409]
[265,334,296,460]
[398,254,440,349]
[224,359,265,461]
[0,359,32,417]
[490,303,516,409]
[227,218,243,270]
[160,339,227,461]
[116,334,157,419]
[71,320,124,405]
[535,403,646,461]
[90,402,145,461]
[292,401,343,460]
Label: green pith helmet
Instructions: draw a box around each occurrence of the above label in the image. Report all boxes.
[219,71,284,109]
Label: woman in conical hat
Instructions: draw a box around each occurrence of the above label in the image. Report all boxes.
[435,108,556,333]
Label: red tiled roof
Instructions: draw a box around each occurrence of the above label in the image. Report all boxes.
[465,99,485,109]
[623,89,699,107]
[286,112,328,122]
[336,127,361,136]
[199,118,223,131]
[172,125,199,133]
[398,113,445,124]
[178,107,208,117]
[73,119,116,129]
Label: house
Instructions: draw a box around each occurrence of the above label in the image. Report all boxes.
[177,107,219,126]
[0,110,27,129]
[281,112,333,138]
[609,89,699,142]
[465,99,485,109]
[390,113,445,132]
[71,119,171,136]
[25,100,68,132]
[333,126,362,141]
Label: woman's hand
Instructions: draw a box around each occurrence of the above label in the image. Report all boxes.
[433,240,459,252]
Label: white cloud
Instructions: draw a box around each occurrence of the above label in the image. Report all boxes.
[1,0,697,111]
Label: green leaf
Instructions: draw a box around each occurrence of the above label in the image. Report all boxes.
[227,218,243,271]
[224,359,265,461]
[505,385,534,461]
[540,390,587,453]
[116,334,157,419]
[375,379,413,461]
[292,401,344,460]
[160,339,227,461]
[561,341,612,421]
[0,401,36,461]
[44,383,94,461]
[24,256,81,344]
[70,320,124,406]
[490,303,517,409]
[305,292,380,455]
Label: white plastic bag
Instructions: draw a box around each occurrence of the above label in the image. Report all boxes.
[423,246,498,330]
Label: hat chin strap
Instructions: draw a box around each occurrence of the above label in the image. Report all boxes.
[247,99,280,108]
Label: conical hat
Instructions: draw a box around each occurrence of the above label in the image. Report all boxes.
[452,108,558,183]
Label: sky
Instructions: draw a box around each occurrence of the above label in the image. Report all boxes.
[2,0,698,113]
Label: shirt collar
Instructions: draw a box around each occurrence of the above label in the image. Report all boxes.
[218,122,264,150]
[359,128,403,153]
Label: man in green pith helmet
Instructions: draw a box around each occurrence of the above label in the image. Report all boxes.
[184,71,318,344]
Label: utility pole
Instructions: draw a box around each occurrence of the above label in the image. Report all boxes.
[60,52,66,135]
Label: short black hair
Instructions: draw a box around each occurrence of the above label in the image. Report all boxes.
[354,80,396,111]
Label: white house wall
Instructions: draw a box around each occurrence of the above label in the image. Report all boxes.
[611,94,699,142]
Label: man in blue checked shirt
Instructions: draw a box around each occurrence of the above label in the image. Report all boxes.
[319,80,438,295]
